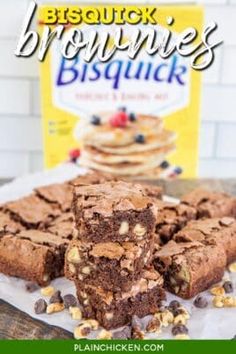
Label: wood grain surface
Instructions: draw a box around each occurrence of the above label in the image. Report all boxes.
[0,178,236,339]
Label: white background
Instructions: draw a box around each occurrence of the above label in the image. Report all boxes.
[0,0,235,178]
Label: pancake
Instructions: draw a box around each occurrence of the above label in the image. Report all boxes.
[90,130,176,155]
[82,142,176,164]
[74,113,164,148]
[79,144,176,176]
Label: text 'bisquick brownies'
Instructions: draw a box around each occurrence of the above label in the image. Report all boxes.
[72,181,157,243]
[181,188,236,219]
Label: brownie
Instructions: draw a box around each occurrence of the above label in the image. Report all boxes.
[72,181,157,243]
[75,267,165,329]
[174,217,236,264]
[181,188,236,218]
[153,200,197,244]
[46,212,76,240]
[0,230,69,285]
[35,182,73,212]
[4,194,60,228]
[0,210,24,236]
[153,240,226,299]
[65,238,154,292]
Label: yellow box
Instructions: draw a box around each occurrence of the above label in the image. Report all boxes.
[39,3,203,179]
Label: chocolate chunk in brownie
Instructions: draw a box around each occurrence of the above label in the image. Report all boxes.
[0,210,25,236]
[153,240,226,299]
[46,212,76,240]
[152,200,197,244]
[72,181,156,243]
[35,182,73,212]
[65,238,154,292]
[0,230,69,285]
[75,267,165,329]
[173,217,236,264]
[181,188,236,218]
[4,194,60,228]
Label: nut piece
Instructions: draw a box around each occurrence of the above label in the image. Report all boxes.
[212,295,224,308]
[228,262,236,273]
[85,319,99,330]
[46,302,64,314]
[133,223,146,237]
[105,312,114,320]
[119,221,129,235]
[67,247,80,264]
[74,323,91,339]
[68,263,76,274]
[40,286,55,297]
[69,306,82,320]
[81,266,91,275]
[173,314,188,325]
[146,317,162,333]
[155,309,174,327]
[222,296,236,307]
[97,329,112,339]
[210,286,225,296]
[175,334,190,340]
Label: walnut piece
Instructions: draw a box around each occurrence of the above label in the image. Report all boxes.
[41,286,55,297]
[69,306,82,320]
[119,221,129,235]
[67,247,80,263]
[133,223,146,237]
[46,302,64,314]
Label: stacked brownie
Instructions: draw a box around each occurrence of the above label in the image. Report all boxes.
[65,181,166,329]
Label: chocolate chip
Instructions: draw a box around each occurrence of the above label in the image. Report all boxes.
[49,290,63,304]
[223,281,233,294]
[113,326,131,339]
[34,299,47,314]
[194,295,208,308]
[63,294,77,309]
[25,282,39,293]
[90,115,101,125]
[169,300,181,311]
[172,324,188,336]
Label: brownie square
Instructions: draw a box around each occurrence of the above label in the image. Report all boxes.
[75,267,165,329]
[174,217,236,264]
[4,194,60,228]
[65,238,154,292]
[181,188,236,218]
[72,181,156,243]
[154,240,226,299]
[35,182,73,212]
[0,230,69,285]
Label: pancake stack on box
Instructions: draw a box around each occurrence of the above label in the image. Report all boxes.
[64,180,166,329]
[74,108,179,179]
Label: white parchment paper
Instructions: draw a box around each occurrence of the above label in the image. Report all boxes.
[0,163,236,339]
